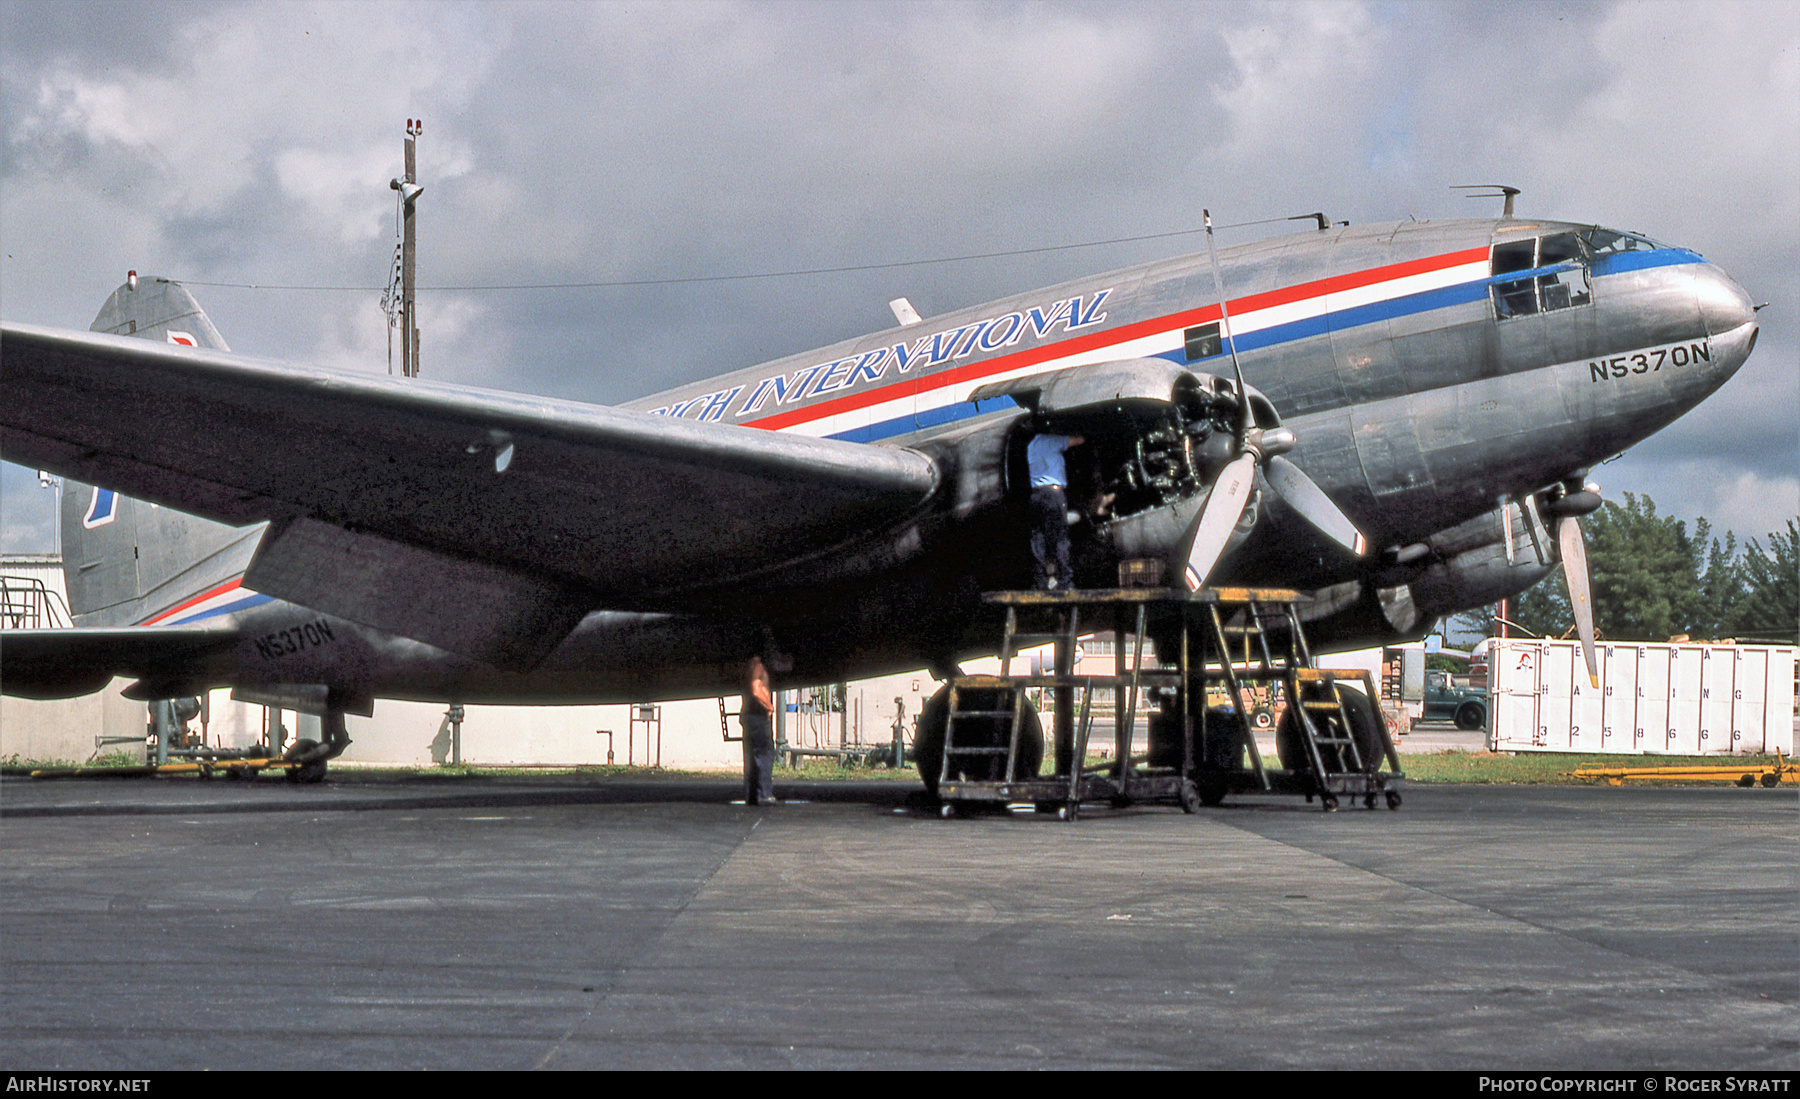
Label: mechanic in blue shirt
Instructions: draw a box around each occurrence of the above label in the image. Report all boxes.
[1026,430,1083,589]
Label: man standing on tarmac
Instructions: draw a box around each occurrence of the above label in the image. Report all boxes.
[741,655,777,806]
[1027,429,1083,589]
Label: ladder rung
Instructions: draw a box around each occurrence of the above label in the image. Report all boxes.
[945,747,1011,756]
[1301,701,1345,711]
[951,710,1020,719]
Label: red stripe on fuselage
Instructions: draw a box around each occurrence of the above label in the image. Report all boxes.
[139,577,242,625]
[746,245,1490,432]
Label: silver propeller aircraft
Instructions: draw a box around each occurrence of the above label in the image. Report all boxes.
[0,209,1759,781]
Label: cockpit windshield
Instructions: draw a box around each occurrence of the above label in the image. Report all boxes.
[1581,227,1667,255]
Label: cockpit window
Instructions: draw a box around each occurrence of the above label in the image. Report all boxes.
[1491,233,1593,320]
[1582,228,1664,255]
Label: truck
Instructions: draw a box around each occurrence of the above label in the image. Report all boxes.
[1423,668,1489,730]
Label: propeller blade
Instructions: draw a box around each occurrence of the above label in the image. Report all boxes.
[1202,209,1252,440]
[1181,453,1258,591]
[1558,515,1598,688]
[1266,455,1369,557]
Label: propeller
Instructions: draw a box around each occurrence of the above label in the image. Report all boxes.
[1179,211,1369,591]
[1546,481,1603,688]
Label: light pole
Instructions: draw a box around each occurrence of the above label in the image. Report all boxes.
[388,119,424,378]
[36,470,61,557]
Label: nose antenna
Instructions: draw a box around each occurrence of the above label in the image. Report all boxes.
[1451,184,1520,218]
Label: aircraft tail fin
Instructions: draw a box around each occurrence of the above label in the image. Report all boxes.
[88,273,230,352]
[57,277,250,622]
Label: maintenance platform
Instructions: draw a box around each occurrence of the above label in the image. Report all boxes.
[931,586,1402,817]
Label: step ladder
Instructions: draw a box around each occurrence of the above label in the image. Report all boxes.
[1193,590,1402,810]
[934,587,1404,818]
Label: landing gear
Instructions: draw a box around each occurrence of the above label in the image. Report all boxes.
[913,683,1043,800]
[283,710,351,784]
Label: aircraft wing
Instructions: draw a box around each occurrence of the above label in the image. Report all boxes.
[0,625,239,700]
[0,323,939,667]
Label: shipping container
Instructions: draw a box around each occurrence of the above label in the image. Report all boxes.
[1488,639,1796,754]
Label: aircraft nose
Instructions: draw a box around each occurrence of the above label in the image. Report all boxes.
[1695,262,1756,337]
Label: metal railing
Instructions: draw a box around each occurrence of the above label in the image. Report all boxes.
[0,575,74,629]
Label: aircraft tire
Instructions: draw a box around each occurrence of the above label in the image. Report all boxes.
[913,684,1043,799]
[283,738,329,784]
[1455,702,1486,731]
[1277,685,1384,775]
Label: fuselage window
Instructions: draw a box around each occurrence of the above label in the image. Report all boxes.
[1184,321,1222,361]
[1491,233,1593,321]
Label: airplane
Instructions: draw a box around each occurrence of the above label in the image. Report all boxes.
[0,208,1760,784]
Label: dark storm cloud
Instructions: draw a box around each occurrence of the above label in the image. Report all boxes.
[0,0,230,73]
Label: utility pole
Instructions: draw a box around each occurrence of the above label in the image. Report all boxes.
[389,119,424,377]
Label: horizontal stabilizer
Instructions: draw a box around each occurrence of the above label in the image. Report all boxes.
[0,625,238,700]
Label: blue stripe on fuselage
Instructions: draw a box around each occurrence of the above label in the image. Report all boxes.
[822,248,1705,443]
[168,593,273,625]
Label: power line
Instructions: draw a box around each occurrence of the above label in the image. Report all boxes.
[173,216,1304,293]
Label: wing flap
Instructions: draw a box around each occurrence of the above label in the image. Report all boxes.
[245,516,587,670]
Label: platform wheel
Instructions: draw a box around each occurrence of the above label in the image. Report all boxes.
[1057,803,1077,822]
[939,802,957,819]
[1760,773,1780,788]
[1178,779,1201,815]
[1321,793,1339,812]
[1385,790,1403,810]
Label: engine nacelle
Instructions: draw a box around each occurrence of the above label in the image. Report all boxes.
[969,357,1277,584]
[1300,505,1555,651]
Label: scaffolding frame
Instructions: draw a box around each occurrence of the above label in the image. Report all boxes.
[937,587,1405,818]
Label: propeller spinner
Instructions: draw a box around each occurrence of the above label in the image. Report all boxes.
[1179,211,1369,591]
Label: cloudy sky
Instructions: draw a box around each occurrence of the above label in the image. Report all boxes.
[3,0,1796,555]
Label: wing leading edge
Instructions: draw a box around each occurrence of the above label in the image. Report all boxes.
[1,323,940,665]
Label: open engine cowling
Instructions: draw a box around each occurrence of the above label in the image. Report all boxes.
[969,357,1283,585]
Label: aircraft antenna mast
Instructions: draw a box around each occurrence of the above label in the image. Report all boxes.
[389,119,425,377]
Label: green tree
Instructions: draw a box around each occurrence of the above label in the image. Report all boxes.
[1507,562,1570,638]
[1722,520,1798,643]
[1493,494,1757,643]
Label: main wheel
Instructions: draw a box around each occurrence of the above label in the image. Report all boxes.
[283,738,328,784]
[912,684,1043,799]
[1277,685,1384,774]
[1454,701,1486,731]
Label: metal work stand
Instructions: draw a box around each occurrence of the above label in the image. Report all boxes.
[936,587,1405,818]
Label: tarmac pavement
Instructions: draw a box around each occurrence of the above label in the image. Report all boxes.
[1,771,1793,1070]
